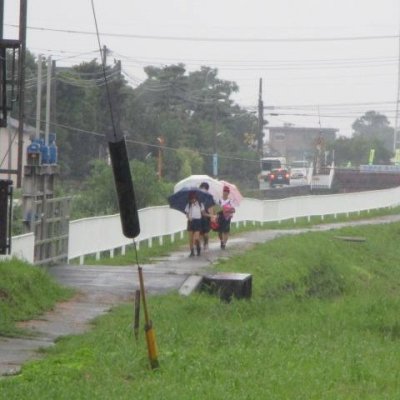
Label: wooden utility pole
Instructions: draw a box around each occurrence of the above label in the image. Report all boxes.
[257,78,264,157]
[17,0,27,187]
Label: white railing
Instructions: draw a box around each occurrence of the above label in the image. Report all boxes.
[0,233,35,264]
[68,206,186,263]
[310,163,335,189]
[4,186,400,264]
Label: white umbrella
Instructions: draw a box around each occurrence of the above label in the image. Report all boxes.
[174,175,223,202]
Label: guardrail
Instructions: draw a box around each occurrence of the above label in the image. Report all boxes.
[3,186,400,265]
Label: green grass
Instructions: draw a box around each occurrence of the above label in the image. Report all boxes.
[2,222,400,398]
[0,259,73,336]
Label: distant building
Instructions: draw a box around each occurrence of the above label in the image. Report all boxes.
[267,126,338,162]
[0,117,35,180]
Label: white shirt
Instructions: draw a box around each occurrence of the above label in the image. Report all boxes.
[219,198,235,219]
[185,201,204,219]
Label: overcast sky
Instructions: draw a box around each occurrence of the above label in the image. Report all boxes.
[4,0,400,137]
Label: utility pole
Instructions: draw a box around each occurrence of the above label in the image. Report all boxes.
[157,136,164,179]
[102,45,108,66]
[45,55,52,145]
[394,12,400,156]
[35,55,43,139]
[257,78,264,157]
[17,0,27,187]
[213,102,218,177]
[0,0,4,127]
[0,0,4,39]
[51,59,57,128]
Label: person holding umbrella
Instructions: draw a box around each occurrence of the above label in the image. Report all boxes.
[217,185,236,249]
[185,191,206,257]
[199,182,214,251]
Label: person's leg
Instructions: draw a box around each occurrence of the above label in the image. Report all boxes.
[188,230,195,256]
[194,231,201,255]
[221,232,228,248]
[218,231,224,248]
[203,232,209,250]
[199,232,204,245]
[200,217,209,250]
[219,218,231,249]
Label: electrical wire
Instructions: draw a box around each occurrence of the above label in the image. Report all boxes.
[24,115,261,164]
[90,0,118,142]
[5,23,400,43]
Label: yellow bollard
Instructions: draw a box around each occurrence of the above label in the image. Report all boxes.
[138,266,160,369]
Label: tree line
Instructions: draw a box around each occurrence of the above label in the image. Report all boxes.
[13,51,396,217]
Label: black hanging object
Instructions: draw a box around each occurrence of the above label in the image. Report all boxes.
[108,139,140,238]
[0,179,13,254]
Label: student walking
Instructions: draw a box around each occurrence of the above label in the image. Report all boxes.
[217,186,235,249]
[199,182,214,251]
[185,191,206,257]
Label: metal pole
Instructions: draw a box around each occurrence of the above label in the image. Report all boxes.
[0,0,4,39]
[35,55,43,139]
[394,8,400,154]
[257,78,264,157]
[45,55,51,145]
[0,1,5,127]
[17,0,27,188]
[213,102,218,177]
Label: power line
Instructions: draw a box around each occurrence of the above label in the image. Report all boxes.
[263,100,398,110]
[24,115,260,164]
[5,23,400,43]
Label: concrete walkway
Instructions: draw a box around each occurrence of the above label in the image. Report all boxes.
[1,214,400,376]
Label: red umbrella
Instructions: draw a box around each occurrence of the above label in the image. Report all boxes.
[219,180,243,207]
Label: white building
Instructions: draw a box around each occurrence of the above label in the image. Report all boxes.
[0,117,34,181]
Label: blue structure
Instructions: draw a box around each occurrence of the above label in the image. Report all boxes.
[39,138,50,164]
[27,139,42,165]
[27,135,58,166]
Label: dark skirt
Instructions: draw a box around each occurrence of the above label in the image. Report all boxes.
[217,211,231,233]
[200,216,211,233]
[187,218,202,232]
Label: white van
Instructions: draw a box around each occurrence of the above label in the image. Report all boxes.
[290,160,309,179]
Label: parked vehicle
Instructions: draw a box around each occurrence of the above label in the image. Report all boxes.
[259,156,287,190]
[269,168,290,187]
[290,160,309,179]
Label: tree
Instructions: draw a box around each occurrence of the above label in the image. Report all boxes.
[70,159,172,219]
[352,111,394,154]
[24,53,259,190]
[330,135,392,166]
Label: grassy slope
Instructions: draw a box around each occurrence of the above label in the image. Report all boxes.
[0,259,73,336]
[2,222,400,398]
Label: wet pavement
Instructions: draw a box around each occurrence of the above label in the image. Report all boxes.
[1,214,400,376]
